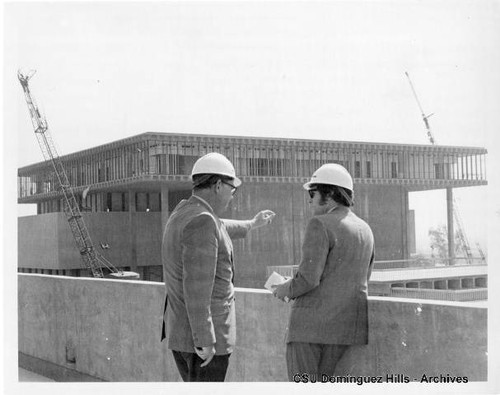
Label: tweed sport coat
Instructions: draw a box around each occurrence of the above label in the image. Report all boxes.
[280,205,375,345]
[161,195,253,355]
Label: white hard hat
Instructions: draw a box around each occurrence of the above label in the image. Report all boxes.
[303,163,353,191]
[191,152,242,187]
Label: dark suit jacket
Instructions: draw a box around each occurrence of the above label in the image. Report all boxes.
[161,195,252,355]
[280,205,374,345]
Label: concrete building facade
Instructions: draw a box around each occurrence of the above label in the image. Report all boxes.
[17,132,487,287]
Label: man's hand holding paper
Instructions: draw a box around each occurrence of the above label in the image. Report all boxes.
[272,280,292,302]
[265,271,292,302]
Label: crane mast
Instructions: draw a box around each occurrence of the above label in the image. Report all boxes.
[452,198,473,264]
[476,243,486,261]
[18,71,106,277]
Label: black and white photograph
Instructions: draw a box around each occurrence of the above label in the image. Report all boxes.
[2,1,500,394]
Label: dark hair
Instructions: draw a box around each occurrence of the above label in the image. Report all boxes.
[192,174,234,190]
[314,184,354,207]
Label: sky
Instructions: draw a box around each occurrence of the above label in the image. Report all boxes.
[4,1,500,255]
[2,1,500,393]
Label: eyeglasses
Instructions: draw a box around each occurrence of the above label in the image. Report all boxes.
[308,189,318,199]
[221,180,237,195]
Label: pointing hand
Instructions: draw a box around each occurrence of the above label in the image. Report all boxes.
[252,210,276,229]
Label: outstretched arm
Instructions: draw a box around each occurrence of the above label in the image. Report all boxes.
[222,210,276,239]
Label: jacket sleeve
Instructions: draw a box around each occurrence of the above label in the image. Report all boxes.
[285,217,330,299]
[220,219,253,239]
[181,213,218,348]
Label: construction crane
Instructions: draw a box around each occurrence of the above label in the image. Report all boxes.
[452,198,474,264]
[18,70,138,279]
[405,71,436,145]
[405,71,480,264]
[476,242,486,261]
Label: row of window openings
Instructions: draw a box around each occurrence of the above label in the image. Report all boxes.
[102,192,161,212]
[38,193,161,214]
[63,159,146,186]
[153,157,388,178]
[155,157,453,179]
[69,156,459,181]
[18,267,134,276]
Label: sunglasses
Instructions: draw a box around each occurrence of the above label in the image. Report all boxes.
[308,189,318,199]
[221,180,238,195]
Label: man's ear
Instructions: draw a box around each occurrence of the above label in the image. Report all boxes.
[212,179,222,194]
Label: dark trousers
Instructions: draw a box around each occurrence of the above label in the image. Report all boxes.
[172,350,231,382]
[286,342,349,381]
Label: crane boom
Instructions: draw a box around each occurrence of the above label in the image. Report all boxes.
[18,71,107,278]
[405,71,436,144]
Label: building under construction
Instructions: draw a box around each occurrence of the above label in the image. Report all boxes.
[17,132,487,287]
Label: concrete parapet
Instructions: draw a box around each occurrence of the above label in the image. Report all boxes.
[18,274,487,382]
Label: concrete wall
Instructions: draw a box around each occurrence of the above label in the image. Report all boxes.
[357,184,408,260]
[18,214,59,269]
[18,182,413,286]
[18,274,176,381]
[18,212,162,270]
[18,274,487,382]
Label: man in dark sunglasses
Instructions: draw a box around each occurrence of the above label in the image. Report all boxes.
[161,152,275,382]
[272,163,374,381]
[307,188,317,199]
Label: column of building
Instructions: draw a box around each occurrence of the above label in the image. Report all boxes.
[159,185,170,282]
[128,190,139,276]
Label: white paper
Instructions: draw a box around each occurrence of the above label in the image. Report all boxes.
[264,271,287,291]
[265,271,290,302]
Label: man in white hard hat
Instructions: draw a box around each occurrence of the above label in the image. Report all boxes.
[161,152,275,381]
[272,163,374,381]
